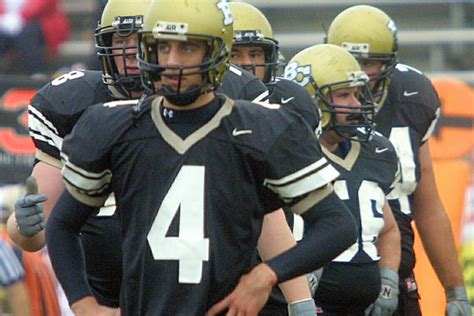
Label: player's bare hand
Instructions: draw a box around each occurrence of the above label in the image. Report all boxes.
[206,263,277,316]
[98,305,121,316]
[71,296,120,316]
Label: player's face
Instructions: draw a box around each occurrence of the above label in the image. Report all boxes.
[156,39,208,92]
[230,45,266,81]
[112,33,139,76]
[358,60,384,90]
[330,86,362,126]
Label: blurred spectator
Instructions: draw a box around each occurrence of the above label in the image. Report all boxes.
[0,238,31,316]
[0,0,69,74]
[87,0,108,70]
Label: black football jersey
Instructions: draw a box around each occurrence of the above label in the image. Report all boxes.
[61,95,339,315]
[267,77,321,134]
[263,77,322,313]
[374,63,440,278]
[312,133,399,313]
[218,64,269,102]
[27,69,122,306]
[28,70,115,167]
[323,133,400,263]
[27,66,267,307]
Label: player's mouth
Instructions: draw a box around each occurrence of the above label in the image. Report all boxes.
[126,67,141,75]
[163,75,183,87]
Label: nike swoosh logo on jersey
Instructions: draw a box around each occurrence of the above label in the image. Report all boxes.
[280,97,295,104]
[403,90,418,97]
[375,147,389,153]
[232,128,253,136]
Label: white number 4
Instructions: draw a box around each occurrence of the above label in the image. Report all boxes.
[147,166,209,284]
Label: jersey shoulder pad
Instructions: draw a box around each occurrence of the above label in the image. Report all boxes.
[392,63,440,113]
[228,99,299,149]
[220,64,268,102]
[70,99,139,143]
[269,78,320,131]
[365,132,398,162]
[31,70,113,117]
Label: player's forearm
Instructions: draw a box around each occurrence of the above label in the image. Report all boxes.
[45,190,95,305]
[71,296,102,316]
[377,201,401,272]
[415,208,465,288]
[266,192,357,283]
[258,209,312,302]
[258,209,296,259]
[377,225,400,272]
[7,213,45,252]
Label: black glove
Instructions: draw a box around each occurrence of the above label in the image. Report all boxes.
[14,176,48,237]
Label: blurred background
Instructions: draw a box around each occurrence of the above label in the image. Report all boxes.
[1,0,473,81]
[0,0,473,315]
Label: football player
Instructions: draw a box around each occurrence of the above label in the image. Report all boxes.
[7,0,151,311]
[286,43,401,315]
[229,2,321,133]
[327,5,472,315]
[45,0,357,315]
[8,0,272,310]
[228,3,321,315]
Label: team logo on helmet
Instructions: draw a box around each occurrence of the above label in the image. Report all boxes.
[283,62,311,87]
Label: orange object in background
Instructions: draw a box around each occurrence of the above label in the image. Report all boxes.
[413,160,470,315]
[429,78,474,160]
[414,78,473,314]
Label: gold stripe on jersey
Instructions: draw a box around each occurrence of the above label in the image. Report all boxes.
[61,153,112,195]
[65,182,108,207]
[151,96,234,155]
[35,149,62,169]
[321,141,361,171]
[291,183,334,215]
[264,157,339,199]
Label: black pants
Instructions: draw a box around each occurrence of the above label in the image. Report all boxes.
[393,274,422,316]
[0,21,45,74]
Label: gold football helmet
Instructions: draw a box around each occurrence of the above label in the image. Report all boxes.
[138,0,233,105]
[95,0,151,98]
[229,2,279,83]
[284,44,375,141]
[326,5,398,106]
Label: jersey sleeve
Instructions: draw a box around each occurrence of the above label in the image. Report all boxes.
[60,105,116,207]
[395,64,441,145]
[28,93,72,169]
[270,78,321,133]
[263,115,339,211]
[227,65,269,102]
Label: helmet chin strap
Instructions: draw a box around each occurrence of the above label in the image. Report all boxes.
[162,85,203,106]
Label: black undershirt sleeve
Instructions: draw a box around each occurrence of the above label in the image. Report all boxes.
[266,191,357,283]
[45,189,98,305]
